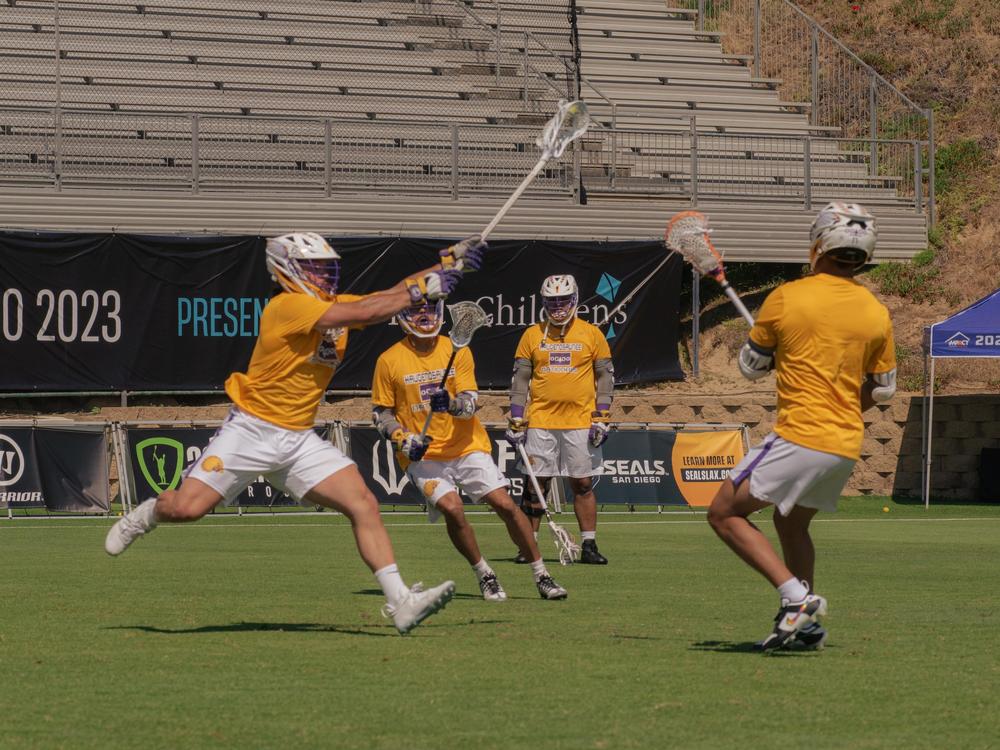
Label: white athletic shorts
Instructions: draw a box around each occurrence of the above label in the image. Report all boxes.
[185,408,354,504]
[406,451,509,523]
[730,432,855,516]
[522,427,603,479]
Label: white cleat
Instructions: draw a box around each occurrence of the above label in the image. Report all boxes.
[104,510,153,556]
[478,572,508,602]
[383,581,455,635]
[536,574,568,600]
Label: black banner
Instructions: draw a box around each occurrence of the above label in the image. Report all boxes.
[590,429,745,505]
[1,232,683,392]
[124,426,328,507]
[348,425,529,506]
[0,426,110,512]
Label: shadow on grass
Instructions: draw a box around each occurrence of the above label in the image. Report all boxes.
[690,640,826,655]
[108,622,397,637]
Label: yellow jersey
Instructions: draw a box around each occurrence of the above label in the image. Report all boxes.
[750,273,895,460]
[515,317,613,430]
[225,292,365,430]
[372,336,492,466]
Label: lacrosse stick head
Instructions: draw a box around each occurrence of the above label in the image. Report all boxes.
[551,524,582,566]
[536,100,592,160]
[665,210,726,280]
[398,299,445,339]
[445,300,488,348]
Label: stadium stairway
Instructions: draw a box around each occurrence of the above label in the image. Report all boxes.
[0,189,928,263]
[0,0,929,258]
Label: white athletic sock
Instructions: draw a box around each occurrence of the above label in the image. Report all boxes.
[134,498,159,529]
[777,577,809,604]
[472,558,493,579]
[374,564,409,607]
[581,531,596,542]
[529,558,547,581]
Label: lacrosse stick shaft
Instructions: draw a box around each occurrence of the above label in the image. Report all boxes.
[418,348,459,440]
[517,444,579,565]
[480,158,549,242]
[599,252,675,327]
[721,283,756,327]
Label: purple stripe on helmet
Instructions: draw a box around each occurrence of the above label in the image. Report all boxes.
[732,435,777,487]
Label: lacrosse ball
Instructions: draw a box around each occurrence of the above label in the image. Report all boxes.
[882,506,889,513]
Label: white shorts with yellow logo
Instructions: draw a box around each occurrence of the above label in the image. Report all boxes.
[406,451,509,523]
[730,433,855,516]
[523,428,603,479]
[185,408,353,504]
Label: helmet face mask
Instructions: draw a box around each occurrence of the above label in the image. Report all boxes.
[809,202,877,272]
[266,232,341,300]
[399,300,444,339]
[540,274,579,326]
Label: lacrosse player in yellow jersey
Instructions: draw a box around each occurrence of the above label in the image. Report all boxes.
[371,300,568,601]
[105,232,487,635]
[706,203,897,652]
[507,274,616,565]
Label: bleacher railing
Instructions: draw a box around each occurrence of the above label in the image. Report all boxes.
[680,0,935,222]
[0,107,929,213]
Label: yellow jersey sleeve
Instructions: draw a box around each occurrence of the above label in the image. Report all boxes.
[272,293,332,336]
[454,346,479,392]
[749,286,783,351]
[515,326,538,360]
[593,326,612,360]
[371,352,397,409]
[866,310,897,374]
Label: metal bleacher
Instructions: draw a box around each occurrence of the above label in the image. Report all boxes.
[0,0,930,260]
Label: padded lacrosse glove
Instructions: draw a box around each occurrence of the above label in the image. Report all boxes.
[406,268,463,304]
[439,235,487,273]
[429,389,450,413]
[506,416,529,446]
[391,429,431,462]
[588,410,612,448]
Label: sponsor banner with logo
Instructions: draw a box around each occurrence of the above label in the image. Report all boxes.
[1,232,683,392]
[591,429,745,506]
[347,426,528,506]
[0,426,110,512]
[124,426,328,507]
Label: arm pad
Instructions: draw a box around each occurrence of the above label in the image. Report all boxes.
[510,357,532,412]
[449,391,478,420]
[738,341,774,381]
[594,358,615,407]
[372,405,403,441]
[869,369,897,402]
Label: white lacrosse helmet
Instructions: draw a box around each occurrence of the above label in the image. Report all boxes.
[266,232,341,300]
[809,202,878,271]
[398,299,444,339]
[540,274,579,325]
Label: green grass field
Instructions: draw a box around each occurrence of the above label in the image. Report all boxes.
[2,499,998,749]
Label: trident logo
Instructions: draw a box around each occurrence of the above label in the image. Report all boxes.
[371,439,410,496]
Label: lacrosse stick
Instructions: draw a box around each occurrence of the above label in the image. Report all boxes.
[479,99,592,242]
[665,210,755,327]
[516,443,581,566]
[418,301,489,440]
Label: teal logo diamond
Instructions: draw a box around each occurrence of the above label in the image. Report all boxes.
[596,273,621,302]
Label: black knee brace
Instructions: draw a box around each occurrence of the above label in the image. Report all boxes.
[518,496,545,518]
